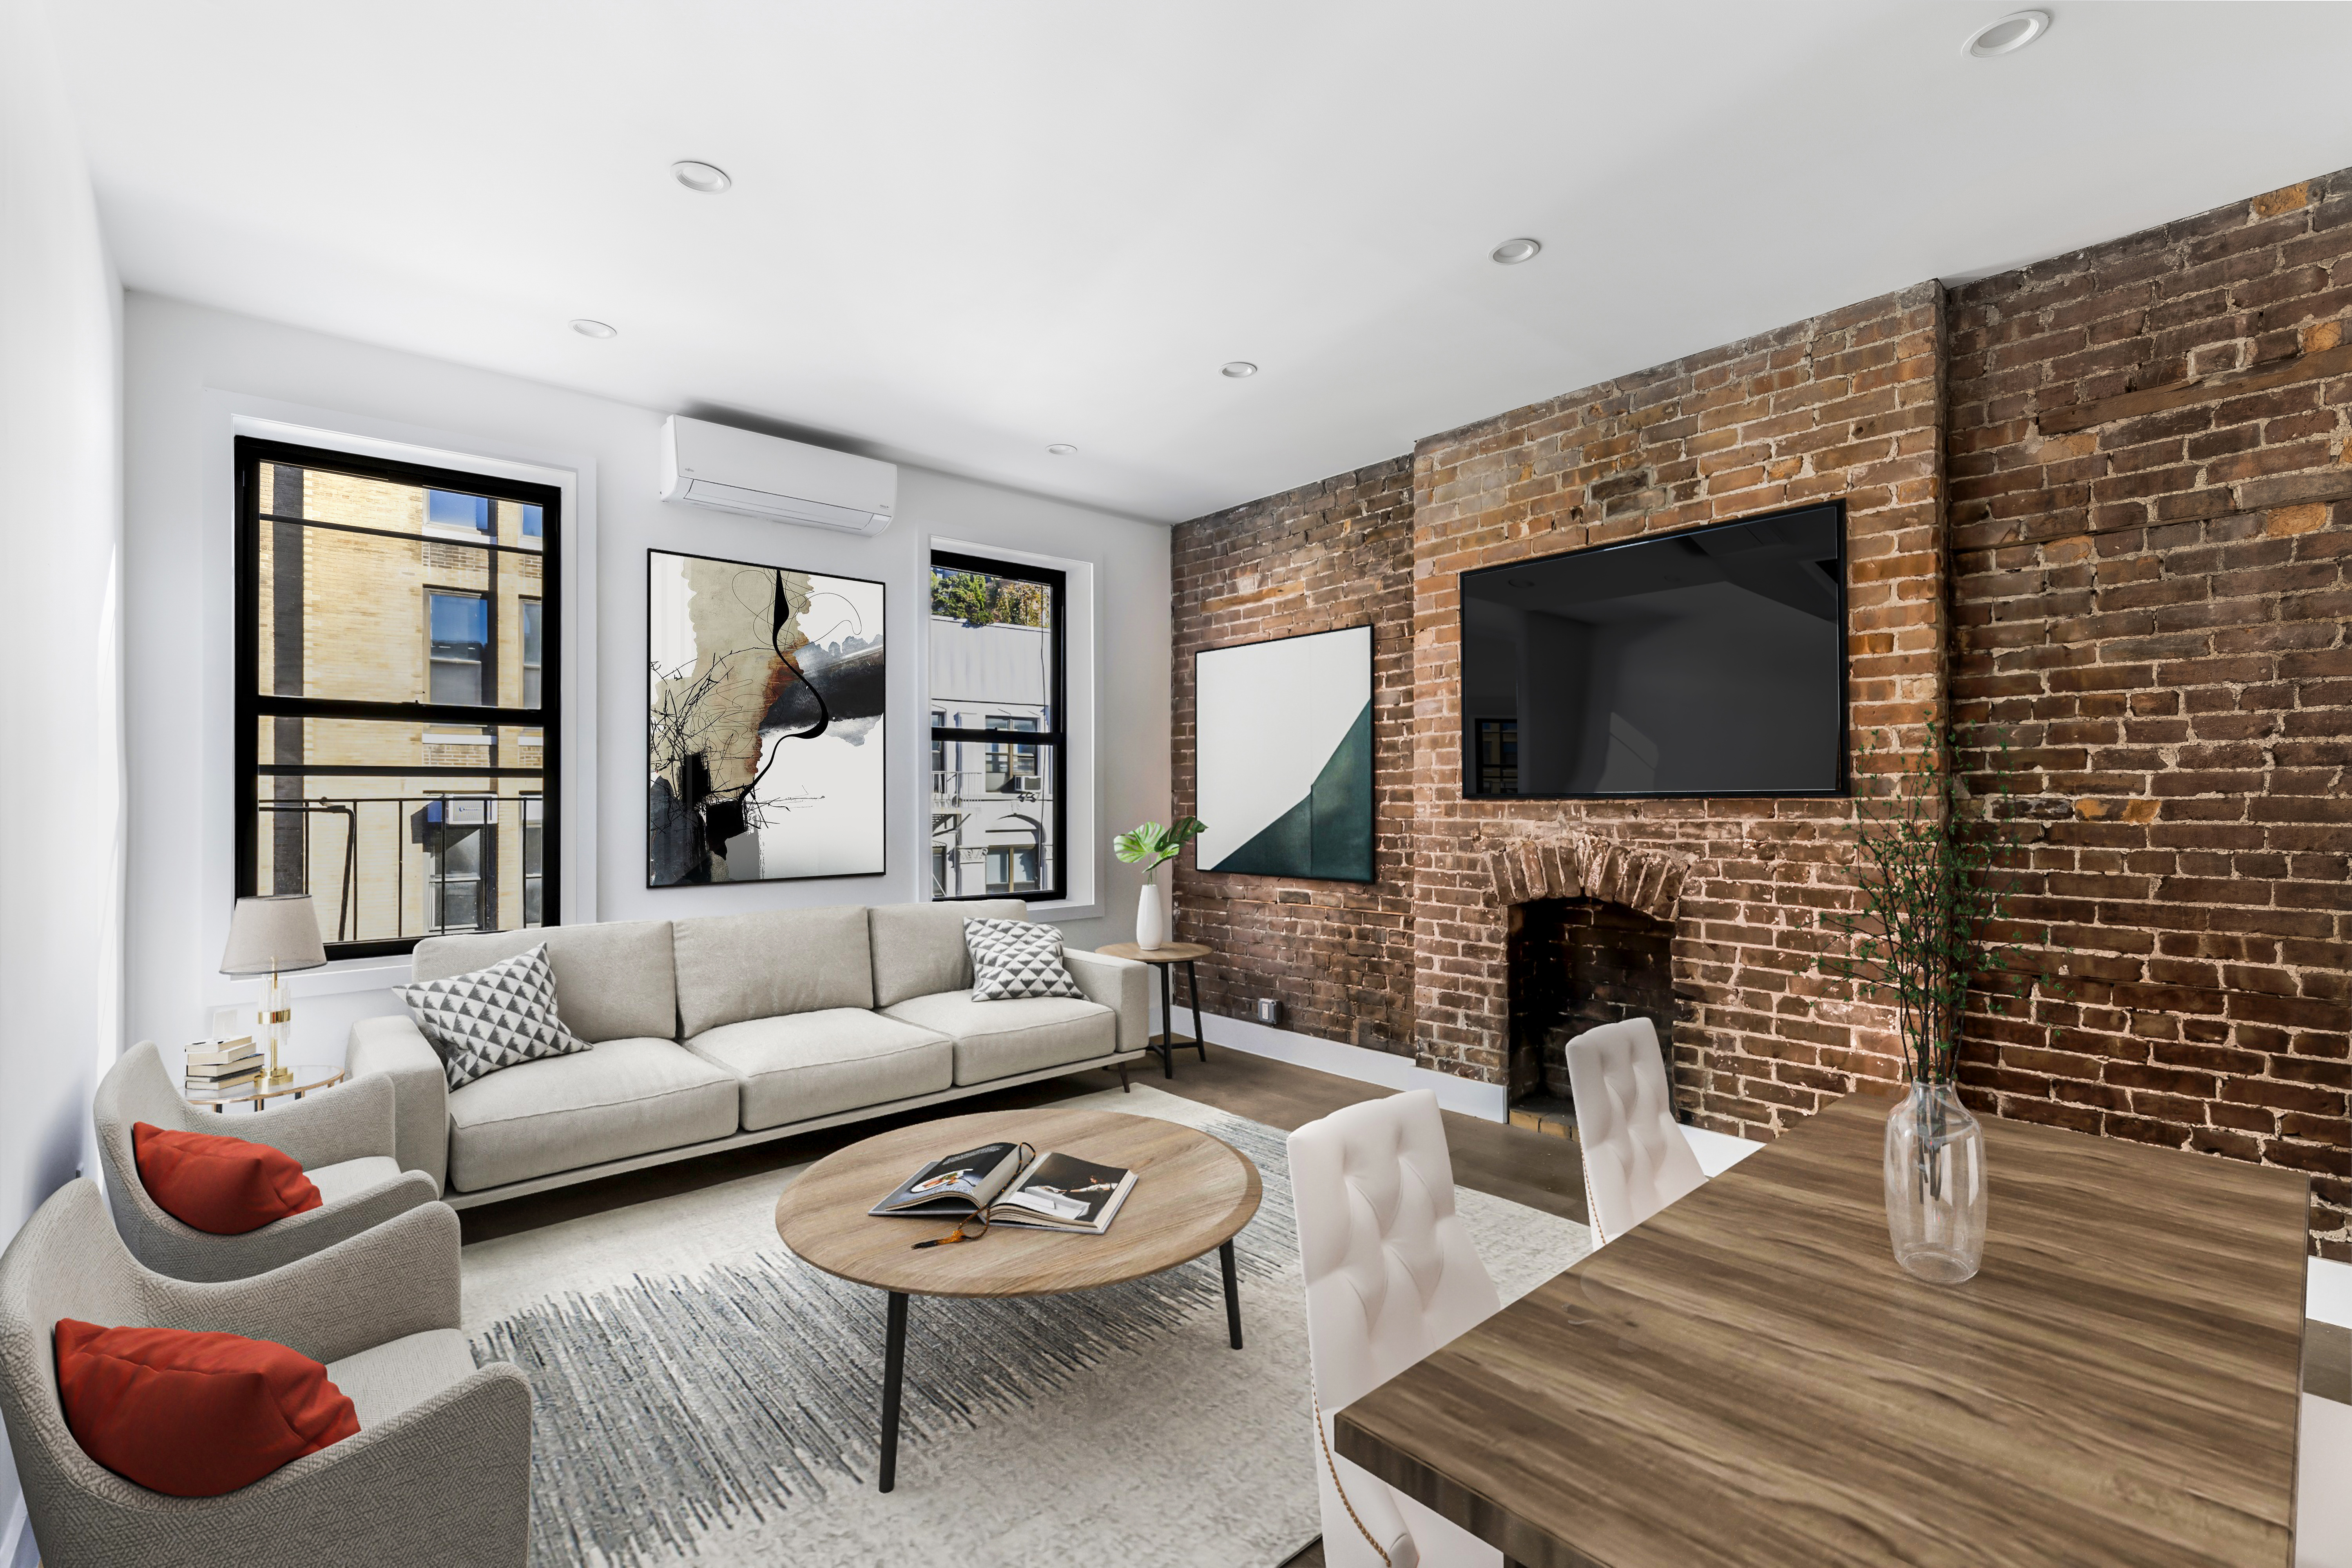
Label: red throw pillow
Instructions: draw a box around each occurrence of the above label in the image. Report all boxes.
[53,1320,360,1495]
[132,1123,322,1235]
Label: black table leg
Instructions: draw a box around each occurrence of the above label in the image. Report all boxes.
[1185,960,1208,1061]
[1158,962,1175,1079]
[879,1291,908,1492]
[1220,1239,1242,1349]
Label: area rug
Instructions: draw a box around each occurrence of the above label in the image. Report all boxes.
[461,1084,1593,1568]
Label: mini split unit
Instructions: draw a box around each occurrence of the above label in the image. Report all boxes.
[658,415,897,536]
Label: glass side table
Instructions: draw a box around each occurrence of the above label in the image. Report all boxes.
[183,1063,347,1114]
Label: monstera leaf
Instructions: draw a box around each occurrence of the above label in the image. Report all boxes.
[1113,817,1205,872]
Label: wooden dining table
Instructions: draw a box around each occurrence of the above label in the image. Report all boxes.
[1335,1093,2314,1568]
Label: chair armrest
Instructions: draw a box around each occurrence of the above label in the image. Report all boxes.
[218,1071,398,1167]
[348,1013,449,1196]
[141,1201,462,1365]
[27,1362,534,1568]
[1065,948,1149,1056]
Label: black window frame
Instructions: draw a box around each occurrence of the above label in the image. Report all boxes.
[928,549,1067,905]
[234,435,562,959]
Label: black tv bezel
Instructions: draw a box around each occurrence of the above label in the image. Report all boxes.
[1456,498,1850,803]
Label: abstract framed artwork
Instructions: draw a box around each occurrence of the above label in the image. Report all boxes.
[1192,623,1373,882]
[647,550,886,885]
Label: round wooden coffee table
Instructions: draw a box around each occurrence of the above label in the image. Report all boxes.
[774,1105,1262,1492]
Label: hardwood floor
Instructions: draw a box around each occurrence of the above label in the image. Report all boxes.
[451,1039,2345,1568]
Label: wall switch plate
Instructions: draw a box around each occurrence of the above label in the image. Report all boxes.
[1256,998,1279,1025]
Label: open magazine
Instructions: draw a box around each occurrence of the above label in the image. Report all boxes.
[870,1142,1138,1235]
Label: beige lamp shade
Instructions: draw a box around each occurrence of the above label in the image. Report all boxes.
[220,894,329,976]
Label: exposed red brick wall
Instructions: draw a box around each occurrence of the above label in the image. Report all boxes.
[1170,458,1418,1054]
[1947,174,2352,1257]
[1409,284,1948,1136]
[1168,172,2350,1254]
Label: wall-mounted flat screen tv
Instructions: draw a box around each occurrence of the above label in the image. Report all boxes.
[1459,501,1846,799]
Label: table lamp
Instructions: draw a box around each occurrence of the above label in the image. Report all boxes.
[220,894,329,1088]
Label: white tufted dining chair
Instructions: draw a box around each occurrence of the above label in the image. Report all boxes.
[1564,1017,1708,1246]
[1290,1090,1504,1568]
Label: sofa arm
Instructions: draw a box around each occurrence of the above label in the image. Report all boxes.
[143,1201,462,1367]
[1065,948,1149,1056]
[348,1013,449,1196]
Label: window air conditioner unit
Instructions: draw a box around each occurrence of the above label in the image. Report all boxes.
[1002,774,1042,794]
[658,415,896,536]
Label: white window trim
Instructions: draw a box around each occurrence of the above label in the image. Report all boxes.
[921,534,1102,921]
[202,396,599,1002]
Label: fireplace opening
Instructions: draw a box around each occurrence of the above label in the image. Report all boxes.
[1506,897,1681,1123]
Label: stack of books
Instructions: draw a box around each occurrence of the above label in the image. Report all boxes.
[185,1037,263,1094]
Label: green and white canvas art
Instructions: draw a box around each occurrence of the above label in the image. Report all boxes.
[1193,624,1374,882]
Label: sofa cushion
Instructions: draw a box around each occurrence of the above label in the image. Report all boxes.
[324,1328,478,1429]
[412,919,677,1044]
[672,906,875,1037]
[54,1319,359,1496]
[868,899,1027,1008]
[444,1037,739,1192]
[131,1123,321,1235]
[878,991,1116,1085]
[305,1155,406,1208]
[686,1009,951,1131]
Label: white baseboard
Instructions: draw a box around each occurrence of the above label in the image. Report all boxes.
[1161,1005,1509,1122]
[2312,1256,2352,1329]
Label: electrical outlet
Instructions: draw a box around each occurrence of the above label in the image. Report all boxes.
[1255,998,1279,1026]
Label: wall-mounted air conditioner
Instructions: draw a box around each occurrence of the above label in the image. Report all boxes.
[658,415,896,536]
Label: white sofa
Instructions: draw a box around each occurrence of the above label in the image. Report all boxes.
[346,900,1148,1207]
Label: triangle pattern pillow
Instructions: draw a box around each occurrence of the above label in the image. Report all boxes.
[395,943,589,1091]
[965,918,1083,1002]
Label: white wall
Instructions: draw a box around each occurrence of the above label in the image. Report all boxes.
[123,293,1171,1061]
[0,0,124,1555]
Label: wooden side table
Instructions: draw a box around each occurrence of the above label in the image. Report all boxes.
[183,1063,347,1114]
[1094,941,1211,1079]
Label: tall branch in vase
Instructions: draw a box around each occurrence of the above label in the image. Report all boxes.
[1814,721,2046,1085]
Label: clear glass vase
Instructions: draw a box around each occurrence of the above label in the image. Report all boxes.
[1883,1080,1987,1285]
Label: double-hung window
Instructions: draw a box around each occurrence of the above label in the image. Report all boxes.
[927,551,1064,903]
[235,437,561,957]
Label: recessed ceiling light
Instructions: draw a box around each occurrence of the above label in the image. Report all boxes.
[1491,237,1542,265]
[1962,9,2050,57]
[569,319,617,339]
[1220,361,1258,379]
[1046,443,1078,456]
[672,160,731,193]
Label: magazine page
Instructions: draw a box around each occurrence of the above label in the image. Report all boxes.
[869,1142,1026,1218]
[991,1151,1137,1233]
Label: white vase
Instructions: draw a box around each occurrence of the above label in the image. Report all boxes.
[1136,878,1167,951]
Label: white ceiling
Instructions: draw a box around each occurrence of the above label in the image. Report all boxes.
[49,2,2352,524]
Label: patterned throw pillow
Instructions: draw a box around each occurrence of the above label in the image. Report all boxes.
[394,944,589,1091]
[965,918,1083,1001]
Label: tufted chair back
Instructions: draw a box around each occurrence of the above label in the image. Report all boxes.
[1564,1018,1706,1245]
[1291,1091,1503,1568]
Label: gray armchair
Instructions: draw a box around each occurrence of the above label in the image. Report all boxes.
[94,1041,440,1282]
[0,1181,532,1568]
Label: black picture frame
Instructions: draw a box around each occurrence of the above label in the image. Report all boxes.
[645,547,890,888]
[1191,622,1377,885]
